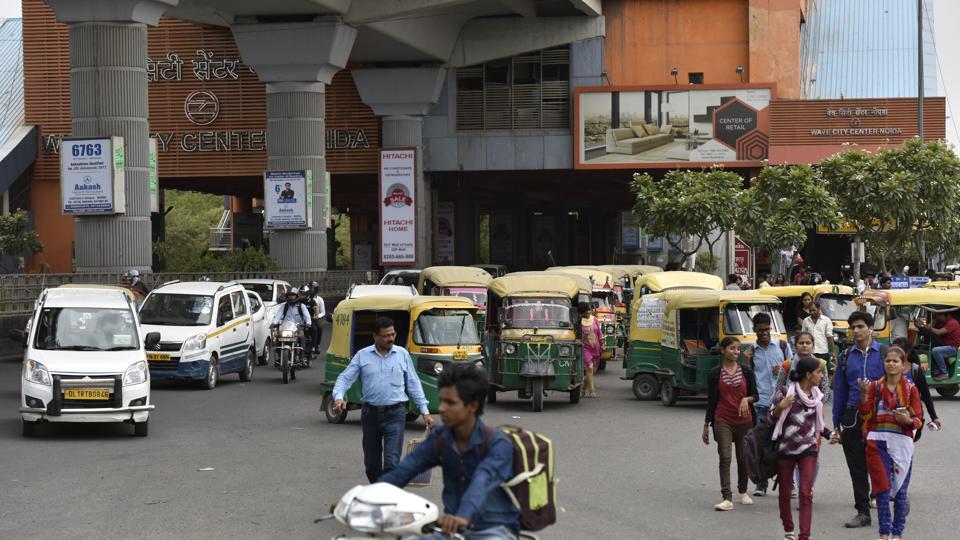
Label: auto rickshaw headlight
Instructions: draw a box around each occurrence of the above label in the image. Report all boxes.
[504,343,517,355]
[558,345,572,357]
[604,325,616,335]
[433,362,444,374]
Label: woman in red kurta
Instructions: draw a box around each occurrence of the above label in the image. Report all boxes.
[580,303,603,398]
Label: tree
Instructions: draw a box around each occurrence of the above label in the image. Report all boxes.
[737,163,840,254]
[632,168,743,268]
[0,209,43,272]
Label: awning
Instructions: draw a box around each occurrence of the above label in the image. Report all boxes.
[0,125,37,194]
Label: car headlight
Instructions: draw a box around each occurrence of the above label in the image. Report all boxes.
[24,359,51,386]
[433,362,443,374]
[504,343,517,355]
[124,361,148,386]
[558,345,573,357]
[181,333,207,354]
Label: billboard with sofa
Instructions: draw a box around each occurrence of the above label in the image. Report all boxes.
[575,85,772,169]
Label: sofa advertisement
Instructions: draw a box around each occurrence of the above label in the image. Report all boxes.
[576,86,772,168]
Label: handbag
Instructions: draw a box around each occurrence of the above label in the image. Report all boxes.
[404,428,434,487]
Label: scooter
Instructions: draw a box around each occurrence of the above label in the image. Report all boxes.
[318,483,538,540]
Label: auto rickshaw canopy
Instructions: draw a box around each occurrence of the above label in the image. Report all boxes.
[602,264,662,280]
[547,267,617,290]
[628,289,781,343]
[757,284,853,298]
[489,273,580,299]
[418,266,492,291]
[635,271,724,293]
[924,281,960,290]
[860,288,960,308]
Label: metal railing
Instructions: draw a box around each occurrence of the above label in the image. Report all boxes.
[0,270,381,315]
[209,210,233,251]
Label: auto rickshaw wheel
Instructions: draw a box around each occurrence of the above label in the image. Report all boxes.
[598,358,607,371]
[632,374,659,401]
[321,392,347,424]
[532,379,544,412]
[569,388,581,404]
[660,381,678,407]
[487,387,498,404]
[936,384,960,397]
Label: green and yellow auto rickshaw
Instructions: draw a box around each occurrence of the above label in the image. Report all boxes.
[485,273,583,412]
[623,289,785,406]
[858,288,960,397]
[320,295,483,423]
[549,268,622,371]
[634,271,724,296]
[417,266,493,334]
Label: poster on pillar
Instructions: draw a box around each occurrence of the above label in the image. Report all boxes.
[60,137,125,215]
[379,149,417,265]
[437,203,455,264]
[264,170,312,229]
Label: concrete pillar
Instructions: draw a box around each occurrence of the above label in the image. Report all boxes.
[353,67,446,268]
[232,20,356,271]
[46,0,176,272]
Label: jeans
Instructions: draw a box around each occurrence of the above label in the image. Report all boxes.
[413,525,518,540]
[931,345,956,376]
[361,404,406,483]
[841,415,871,516]
[714,421,750,501]
[310,321,323,352]
[753,405,771,491]
[778,455,817,540]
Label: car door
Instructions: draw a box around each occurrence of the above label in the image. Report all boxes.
[225,290,252,371]
[210,294,235,371]
[246,291,268,357]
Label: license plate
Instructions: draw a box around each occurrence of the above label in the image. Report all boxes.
[529,335,548,343]
[147,352,171,361]
[453,350,467,360]
[64,388,110,400]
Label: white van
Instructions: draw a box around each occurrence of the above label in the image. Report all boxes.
[138,281,256,389]
[16,287,156,437]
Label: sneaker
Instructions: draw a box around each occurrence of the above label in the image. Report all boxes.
[752,488,767,497]
[739,493,753,506]
[714,500,734,511]
[784,533,797,540]
[844,513,871,528]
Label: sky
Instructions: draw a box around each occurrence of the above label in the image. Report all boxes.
[0,0,954,146]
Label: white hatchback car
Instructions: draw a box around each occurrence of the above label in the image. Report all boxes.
[16,287,156,437]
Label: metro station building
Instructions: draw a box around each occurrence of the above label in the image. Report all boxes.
[6,0,946,276]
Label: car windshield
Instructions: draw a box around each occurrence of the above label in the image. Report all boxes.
[444,287,487,309]
[818,294,858,322]
[240,283,273,302]
[33,307,139,351]
[413,309,481,345]
[724,303,785,335]
[504,297,572,329]
[139,293,214,326]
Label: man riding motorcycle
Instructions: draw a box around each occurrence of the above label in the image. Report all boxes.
[272,288,312,358]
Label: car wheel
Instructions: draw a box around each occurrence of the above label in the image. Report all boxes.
[202,357,219,390]
[239,349,254,382]
[259,338,271,366]
[21,418,37,437]
[321,392,347,424]
[632,374,659,401]
[134,420,149,437]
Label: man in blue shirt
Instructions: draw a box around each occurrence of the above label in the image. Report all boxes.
[743,312,791,496]
[832,310,885,528]
[332,316,434,482]
[380,364,519,540]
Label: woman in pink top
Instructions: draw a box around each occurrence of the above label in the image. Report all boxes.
[580,303,603,398]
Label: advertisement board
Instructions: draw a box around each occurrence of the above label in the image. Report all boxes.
[60,136,125,215]
[734,237,751,278]
[148,137,159,213]
[437,202,455,264]
[576,85,772,169]
[379,149,417,265]
[264,170,312,229]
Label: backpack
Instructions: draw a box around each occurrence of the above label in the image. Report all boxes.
[837,343,888,377]
[435,425,558,532]
[742,414,780,485]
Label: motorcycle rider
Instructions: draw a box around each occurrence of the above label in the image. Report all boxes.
[272,288,311,358]
[124,269,150,295]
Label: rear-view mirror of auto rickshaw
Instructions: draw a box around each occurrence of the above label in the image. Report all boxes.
[417,266,493,335]
[320,295,483,424]
[624,290,785,406]
[548,267,623,372]
[858,288,960,397]
[485,273,583,412]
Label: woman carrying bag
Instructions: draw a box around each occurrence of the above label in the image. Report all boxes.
[703,336,758,511]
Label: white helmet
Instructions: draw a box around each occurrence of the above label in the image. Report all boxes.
[126,269,140,278]
[287,287,300,296]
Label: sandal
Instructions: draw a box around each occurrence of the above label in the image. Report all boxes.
[589,391,597,398]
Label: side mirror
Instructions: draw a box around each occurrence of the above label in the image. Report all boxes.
[9,328,25,348]
[144,332,161,348]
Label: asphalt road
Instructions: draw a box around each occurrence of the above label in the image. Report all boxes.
[1,325,959,539]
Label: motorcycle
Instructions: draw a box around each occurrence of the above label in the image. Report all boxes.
[271,321,309,384]
[318,483,538,540]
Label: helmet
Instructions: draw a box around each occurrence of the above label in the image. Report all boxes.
[126,269,140,278]
[287,287,300,296]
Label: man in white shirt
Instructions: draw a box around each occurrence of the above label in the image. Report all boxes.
[310,281,326,354]
[801,301,835,367]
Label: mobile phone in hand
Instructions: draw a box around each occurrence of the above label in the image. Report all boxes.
[894,407,909,415]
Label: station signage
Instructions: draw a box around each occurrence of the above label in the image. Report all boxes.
[60,136,125,215]
[379,149,417,265]
[263,170,312,229]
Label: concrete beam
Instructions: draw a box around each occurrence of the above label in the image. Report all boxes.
[352,67,446,116]
[447,15,605,67]
[496,0,536,17]
[361,12,471,63]
[163,1,233,27]
[45,0,179,25]
[346,0,474,24]
[569,0,601,16]
[231,18,357,84]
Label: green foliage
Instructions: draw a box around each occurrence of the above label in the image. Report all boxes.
[0,209,43,257]
[693,252,719,274]
[738,164,840,253]
[632,168,743,263]
[155,240,277,273]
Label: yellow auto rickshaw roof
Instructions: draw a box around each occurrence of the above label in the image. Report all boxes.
[635,271,724,292]
[605,264,662,278]
[758,284,854,298]
[335,295,478,315]
[490,273,580,298]
[660,289,781,311]
[547,268,617,290]
[860,288,960,308]
[924,281,960,290]
[418,266,492,289]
